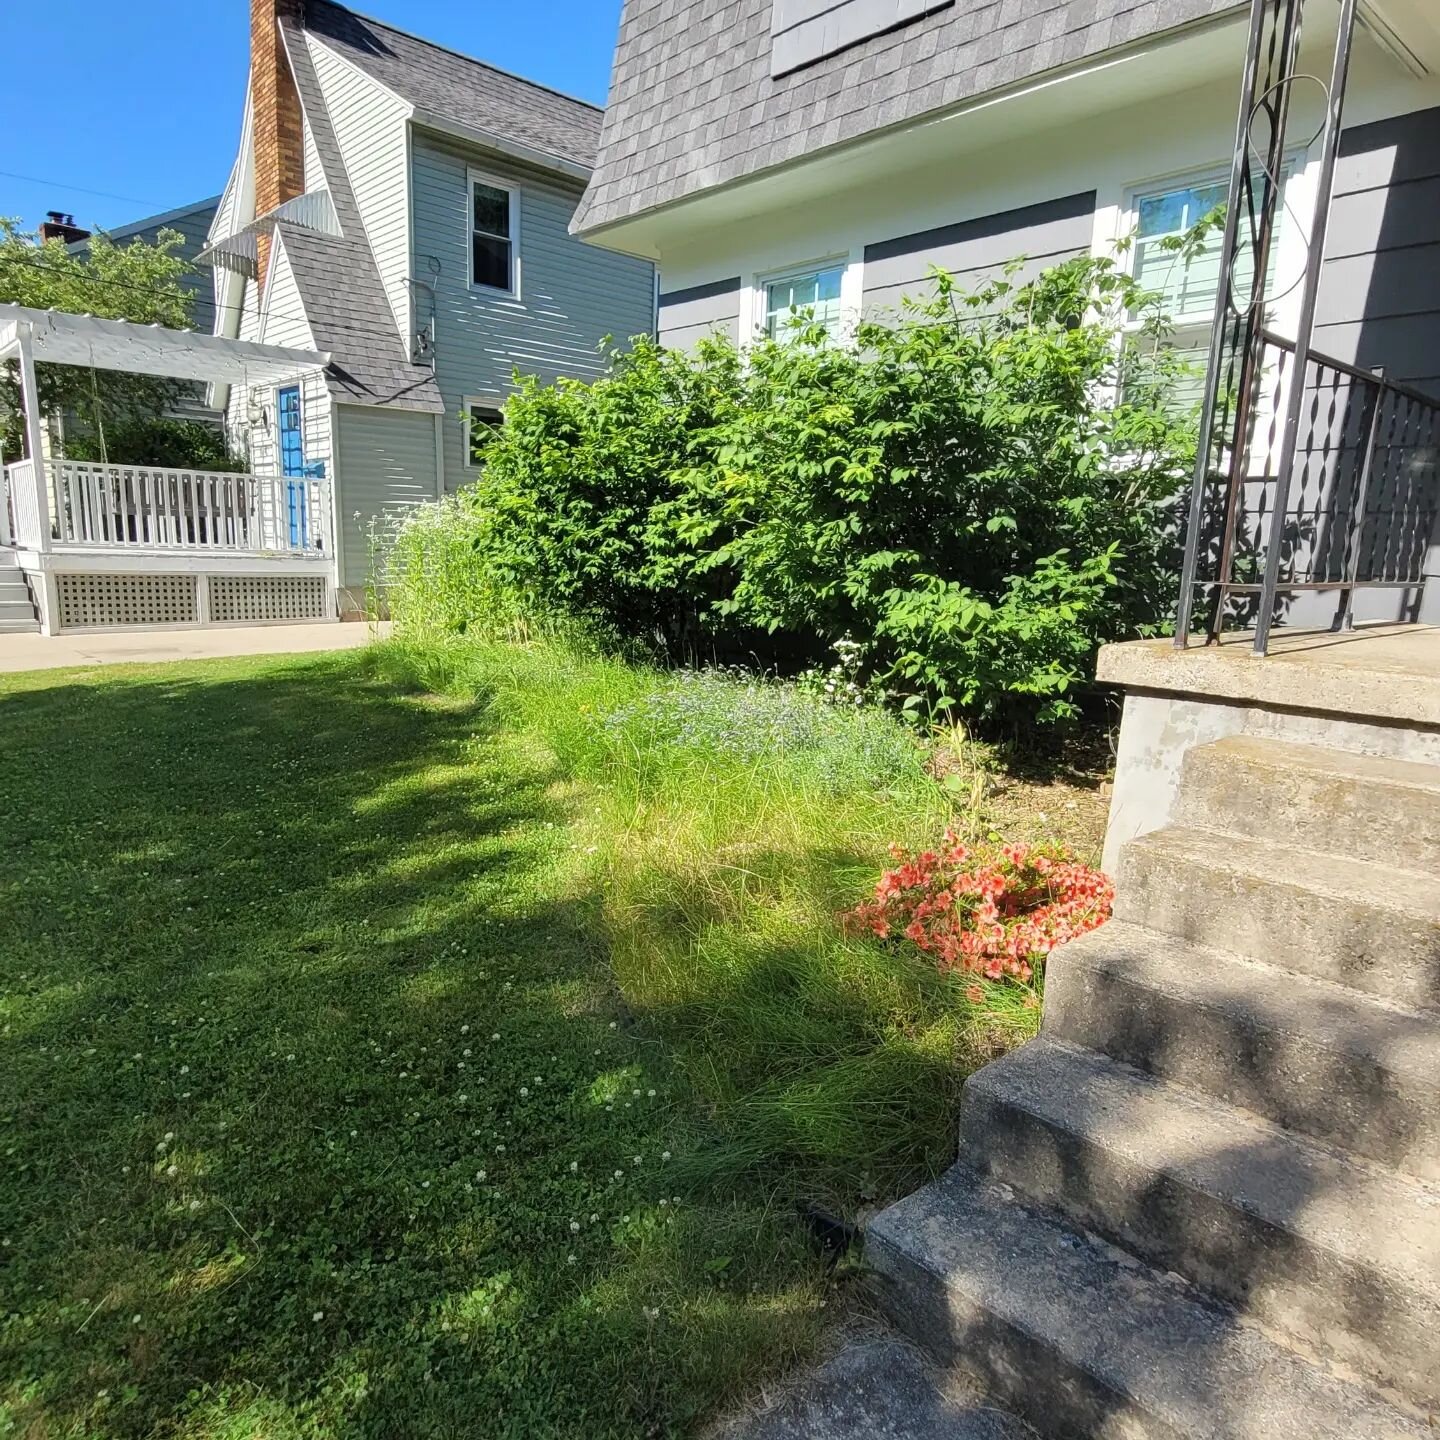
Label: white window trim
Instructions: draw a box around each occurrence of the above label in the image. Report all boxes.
[740,249,864,346]
[467,167,522,299]
[462,395,507,470]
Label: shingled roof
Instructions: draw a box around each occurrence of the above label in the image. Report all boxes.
[574,0,1245,236]
[302,0,603,173]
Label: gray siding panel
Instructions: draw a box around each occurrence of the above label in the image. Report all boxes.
[658,276,741,347]
[336,403,438,589]
[1315,106,1440,397]
[411,131,656,483]
[863,191,1095,310]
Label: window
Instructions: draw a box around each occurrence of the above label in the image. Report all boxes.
[762,264,845,340]
[469,172,519,294]
[464,400,505,468]
[1125,165,1296,413]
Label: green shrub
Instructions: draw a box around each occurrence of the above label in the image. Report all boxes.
[383,256,1198,727]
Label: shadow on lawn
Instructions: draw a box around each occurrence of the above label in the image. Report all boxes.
[0,655,689,1438]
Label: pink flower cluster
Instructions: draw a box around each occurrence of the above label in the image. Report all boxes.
[848,834,1114,983]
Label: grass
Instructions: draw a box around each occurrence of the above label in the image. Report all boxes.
[0,640,1076,1438]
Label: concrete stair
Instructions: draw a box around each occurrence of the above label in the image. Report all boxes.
[0,556,39,634]
[867,735,1440,1437]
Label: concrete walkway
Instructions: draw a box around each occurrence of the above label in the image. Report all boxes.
[0,622,388,673]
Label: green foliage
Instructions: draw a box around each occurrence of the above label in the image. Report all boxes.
[0,217,194,456]
[62,416,244,471]
[385,255,1198,728]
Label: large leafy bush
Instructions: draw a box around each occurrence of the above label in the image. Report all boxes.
[389,256,1196,725]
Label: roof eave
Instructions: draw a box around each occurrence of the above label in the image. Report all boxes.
[410,110,593,183]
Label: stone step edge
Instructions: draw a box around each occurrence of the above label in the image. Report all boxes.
[866,1166,1431,1439]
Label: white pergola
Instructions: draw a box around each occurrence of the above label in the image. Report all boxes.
[0,305,336,634]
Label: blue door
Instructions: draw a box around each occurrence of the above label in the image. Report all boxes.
[277,385,308,547]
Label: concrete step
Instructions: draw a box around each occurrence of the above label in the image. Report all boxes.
[1116,827,1440,1010]
[1043,921,1440,1181]
[960,1039,1440,1408]
[710,1333,1035,1440]
[0,596,36,621]
[867,1166,1430,1440]
[1177,736,1440,874]
[0,620,40,634]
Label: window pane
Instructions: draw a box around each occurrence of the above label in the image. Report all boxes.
[467,406,504,465]
[473,182,510,238]
[472,234,512,291]
[764,266,845,338]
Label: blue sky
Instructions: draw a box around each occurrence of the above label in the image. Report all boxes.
[0,0,622,234]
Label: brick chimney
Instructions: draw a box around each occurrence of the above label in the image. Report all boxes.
[251,0,306,288]
[38,211,90,246]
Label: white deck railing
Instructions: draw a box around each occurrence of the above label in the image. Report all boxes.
[3,458,43,549]
[43,460,330,557]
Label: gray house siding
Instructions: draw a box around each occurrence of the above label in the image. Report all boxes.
[862,190,1097,312]
[411,129,656,484]
[1316,105,1440,398]
[658,276,741,348]
[81,199,221,331]
[335,403,439,596]
[575,0,1243,234]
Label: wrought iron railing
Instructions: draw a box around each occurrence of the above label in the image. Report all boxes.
[1190,329,1439,636]
[1173,0,1438,653]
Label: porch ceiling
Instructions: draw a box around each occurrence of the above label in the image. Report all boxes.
[0,304,329,387]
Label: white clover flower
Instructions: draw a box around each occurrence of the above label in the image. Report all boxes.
[476,1170,487,1181]
[132,1314,142,1325]
[461,1025,470,1034]
[631,1089,641,1098]
[458,1094,468,1103]
[589,1213,598,1223]
[495,1145,506,1154]
[567,1254,576,1265]
[313,1311,324,1322]
[179,1066,189,1075]
[632,1156,641,1165]
[164,1132,175,1142]
[350,1130,358,1138]
[421,1181,430,1189]
[613,1170,624,1179]
[166,1165,178,1177]
[519,1087,529,1098]
[491,1033,500,1042]
[569,1161,579,1173]
[648,1089,656,1098]
[661,1151,671,1161]
[462,1049,471,1058]
[189,1200,201,1211]
[608,1022,617,1031]
[569,1221,580,1233]
[659,1198,668,1207]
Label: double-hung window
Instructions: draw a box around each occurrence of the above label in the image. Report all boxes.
[463,400,505,471]
[470,172,519,295]
[762,263,845,340]
[1126,165,1297,412]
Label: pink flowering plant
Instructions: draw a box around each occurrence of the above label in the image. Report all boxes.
[848,836,1114,983]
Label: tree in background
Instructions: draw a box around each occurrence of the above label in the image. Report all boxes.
[0,217,194,459]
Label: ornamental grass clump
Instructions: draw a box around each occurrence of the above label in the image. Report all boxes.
[849,837,1114,982]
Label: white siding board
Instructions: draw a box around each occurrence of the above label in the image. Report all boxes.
[410,132,656,482]
[335,404,438,588]
[308,34,412,347]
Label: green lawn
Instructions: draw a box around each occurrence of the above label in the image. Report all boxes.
[0,644,1040,1438]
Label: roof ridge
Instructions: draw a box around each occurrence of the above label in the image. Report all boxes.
[303,0,604,115]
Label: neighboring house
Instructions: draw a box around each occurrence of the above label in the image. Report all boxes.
[573,0,1440,625]
[205,0,656,610]
[69,196,222,333]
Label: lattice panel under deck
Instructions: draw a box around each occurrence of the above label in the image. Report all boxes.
[209,575,330,623]
[57,574,198,629]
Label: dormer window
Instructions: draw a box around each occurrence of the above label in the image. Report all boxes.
[470,171,520,296]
